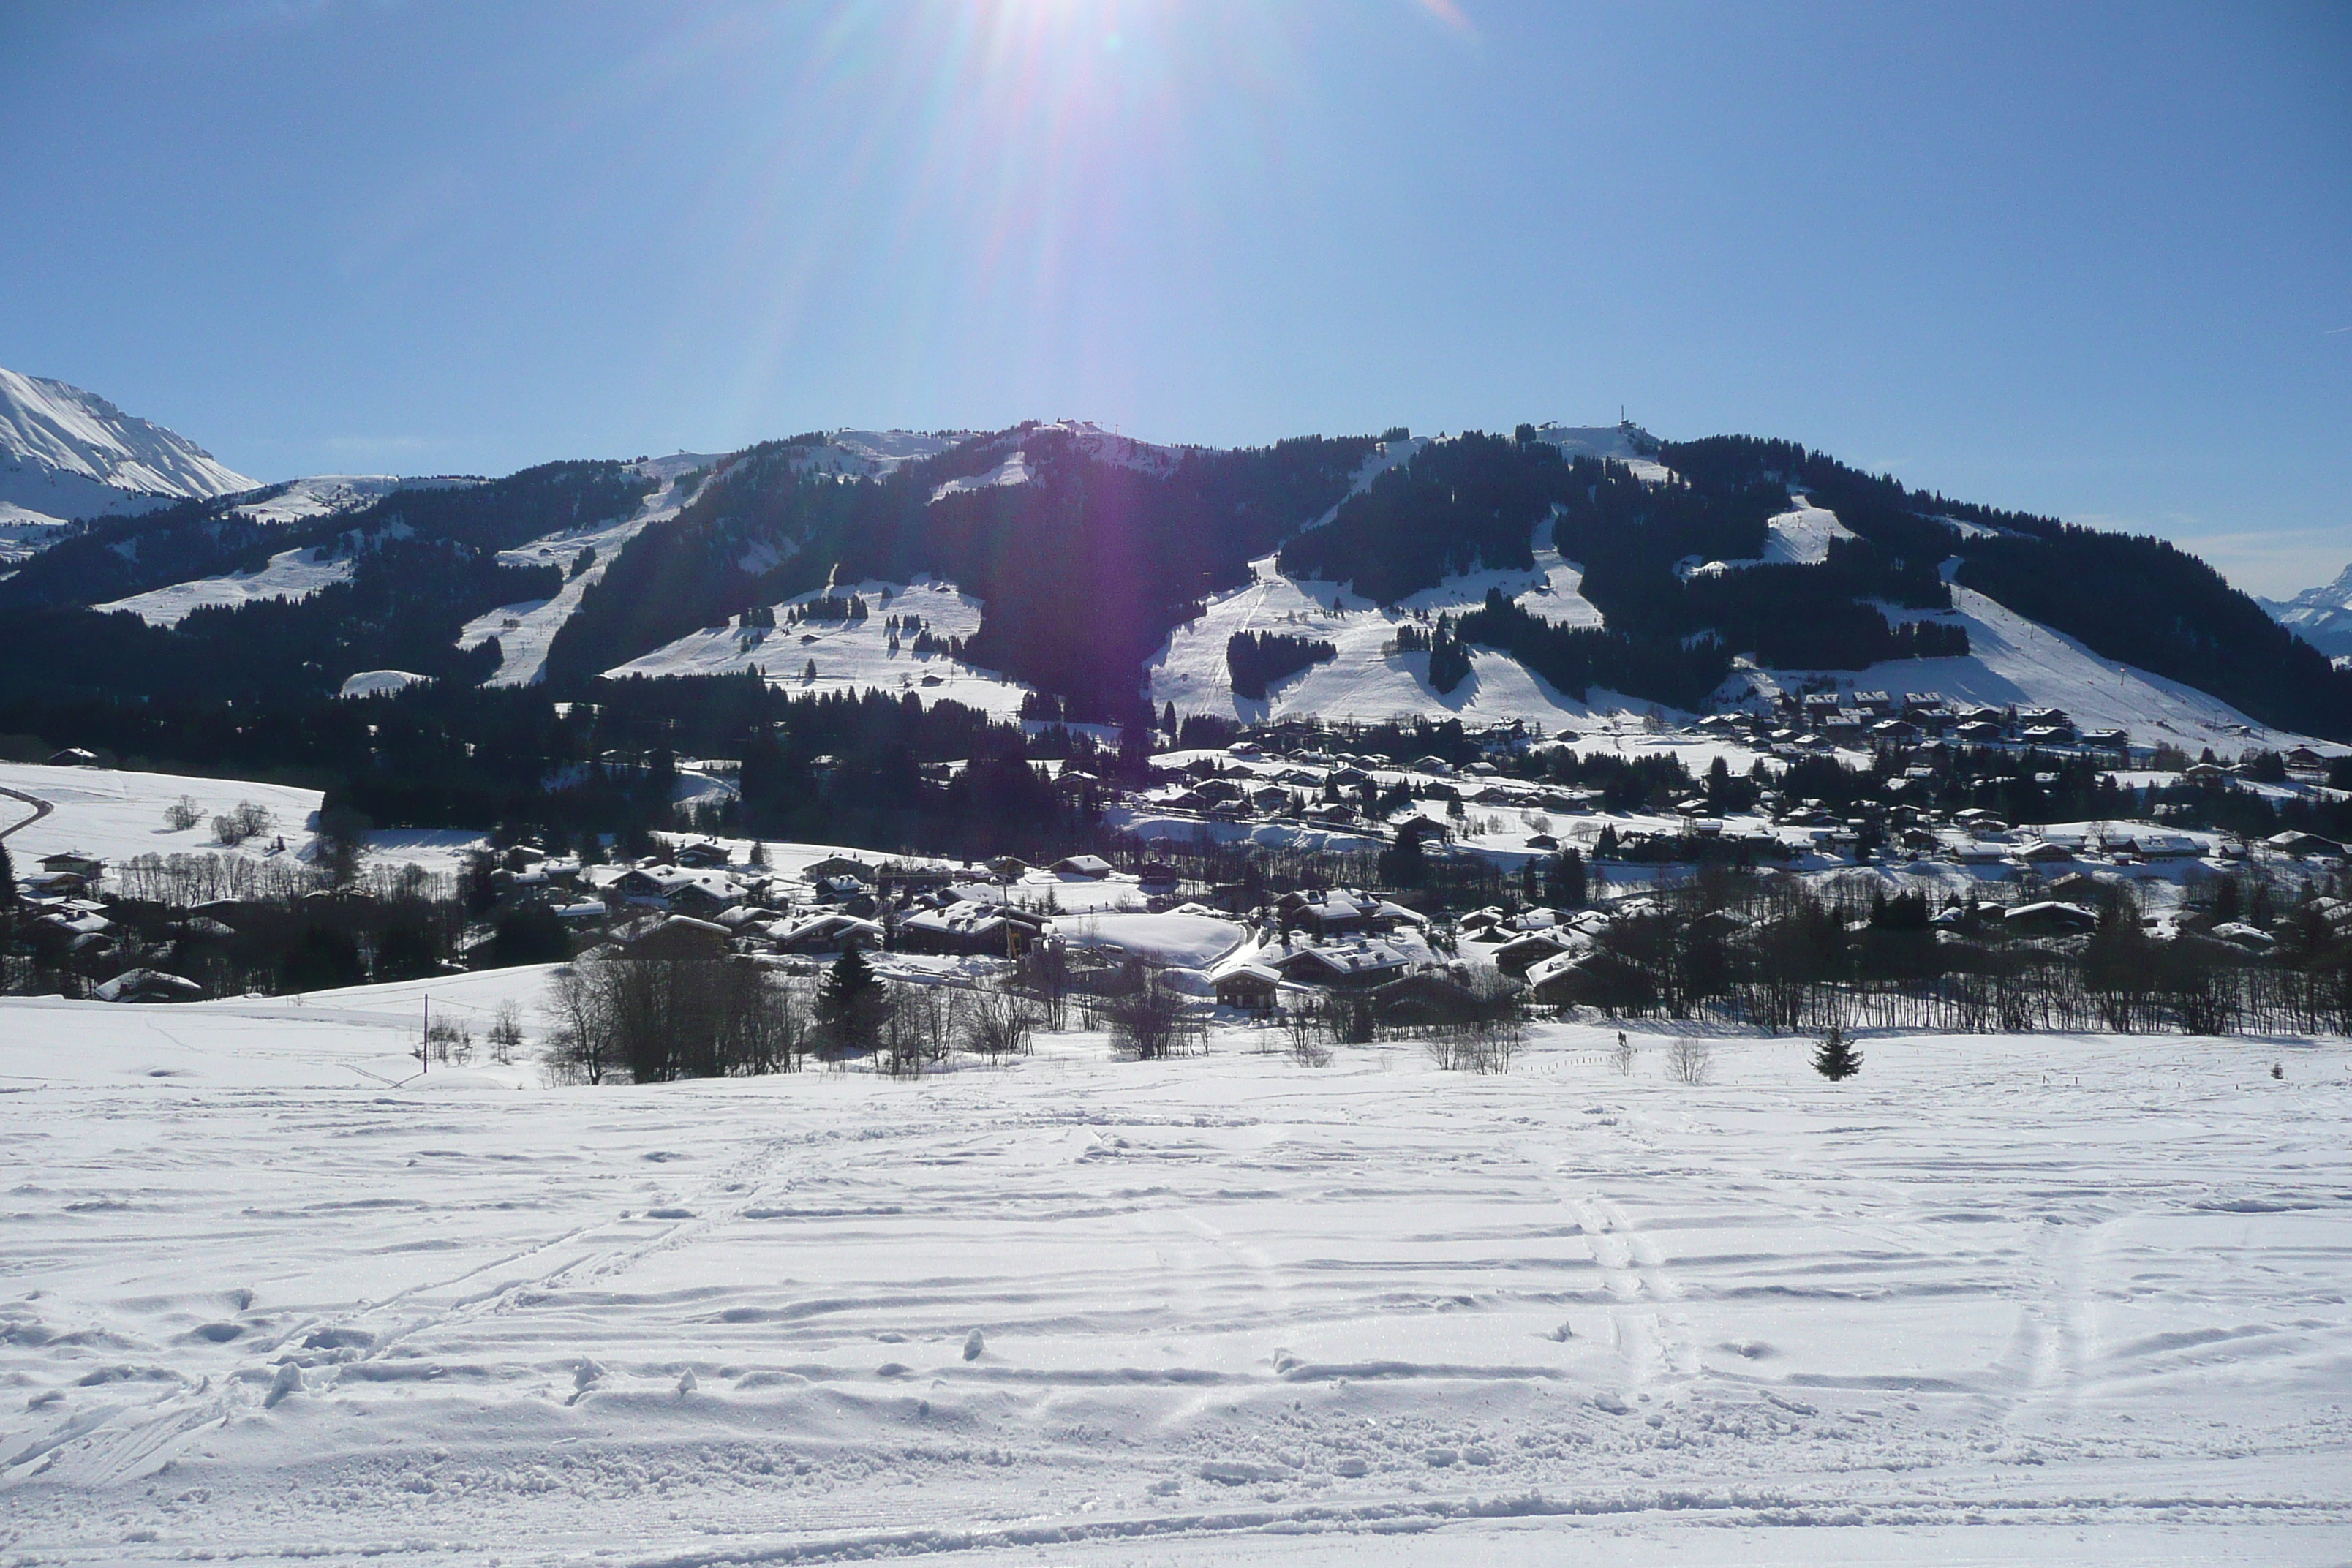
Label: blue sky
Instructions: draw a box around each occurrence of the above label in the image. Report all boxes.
[2,0,2345,594]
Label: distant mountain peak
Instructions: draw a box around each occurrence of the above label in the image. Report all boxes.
[2262,560,2352,657]
[0,367,255,534]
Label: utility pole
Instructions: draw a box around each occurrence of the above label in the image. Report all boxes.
[419,993,429,1074]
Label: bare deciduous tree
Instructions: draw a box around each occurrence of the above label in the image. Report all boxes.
[1104,962,1198,1060]
[962,985,1035,1063]
[1667,1036,1712,1085]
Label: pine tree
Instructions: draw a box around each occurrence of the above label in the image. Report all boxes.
[748,840,769,868]
[1812,1024,1861,1082]
[817,944,885,1054]
[0,836,15,909]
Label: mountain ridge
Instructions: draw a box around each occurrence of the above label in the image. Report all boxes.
[1,375,2345,745]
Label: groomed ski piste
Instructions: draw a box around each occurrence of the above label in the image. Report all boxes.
[457,453,728,688]
[1,976,2347,1566]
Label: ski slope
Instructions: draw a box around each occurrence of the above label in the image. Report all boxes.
[457,453,724,687]
[95,541,355,626]
[606,574,1036,717]
[0,990,2345,1565]
[1749,583,2333,752]
[1684,500,1858,577]
[1149,532,1629,733]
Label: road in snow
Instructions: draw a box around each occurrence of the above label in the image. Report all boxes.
[0,990,2344,1564]
[0,782,53,841]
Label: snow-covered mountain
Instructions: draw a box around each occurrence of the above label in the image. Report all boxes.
[2262,562,2352,659]
[0,367,254,530]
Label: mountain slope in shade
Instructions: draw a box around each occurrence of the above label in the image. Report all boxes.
[0,366,255,533]
[2262,562,2352,658]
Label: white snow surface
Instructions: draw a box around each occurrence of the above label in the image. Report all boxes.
[1050,910,1245,968]
[0,367,255,533]
[0,993,2345,1565]
[788,429,973,480]
[924,422,1197,504]
[1686,500,1859,577]
[606,575,1036,717]
[459,453,725,687]
[217,473,449,528]
[336,669,430,699]
[0,761,323,877]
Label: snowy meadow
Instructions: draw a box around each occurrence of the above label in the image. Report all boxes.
[3,981,2348,1566]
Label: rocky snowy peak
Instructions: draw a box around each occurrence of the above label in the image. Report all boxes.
[0,366,255,527]
[2262,562,2352,658]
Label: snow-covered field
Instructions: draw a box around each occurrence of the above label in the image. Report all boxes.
[0,762,487,886]
[1,985,2345,1566]
[0,762,323,872]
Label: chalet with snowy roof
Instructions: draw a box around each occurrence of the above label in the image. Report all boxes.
[1051,854,1114,879]
[91,968,206,1004]
[773,913,883,954]
[1490,929,1573,977]
[2266,831,2345,859]
[899,904,1042,957]
[2003,901,2097,937]
[625,915,734,961]
[1265,937,1417,989]
[1212,964,1281,1012]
